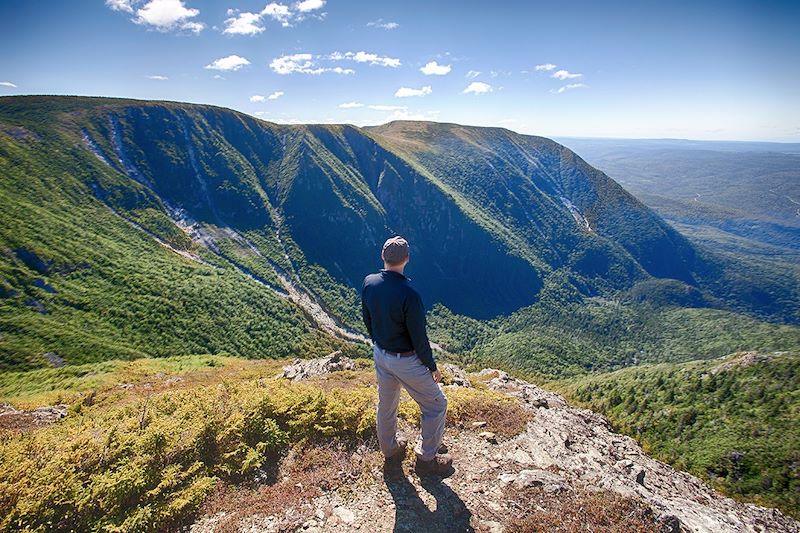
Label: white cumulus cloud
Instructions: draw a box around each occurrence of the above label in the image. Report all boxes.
[250,95,266,102]
[465,70,480,79]
[146,75,168,80]
[263,3,291,17]
[262,2,291,25]
[270,53,354,75]
[106,0,134,13]
[270,51,397,74]
[223,11,264,35]
[296,0,325,12]
[420,61,451,75]
[128,0,205,33]
[205,55,251,71]
[552,69,582,80]
[463,81,492,94]
[535,63,556,71]
[271,53,315,74]
[267,91,284,100]
[223,3,293,34]
[339,102,364,108]
[0,81,18,88]
[555,83,588,93]
[346,51,401,68]
[181,21,204,32]
[394,85,432,97]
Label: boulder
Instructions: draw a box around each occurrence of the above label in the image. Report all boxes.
[43,351,65,368]
[441,363,472,387]
[281,351,356,381]
[479,431,498,444]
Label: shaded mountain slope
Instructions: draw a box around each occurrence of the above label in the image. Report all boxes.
[369,121,703,288]
[53,98,544,319]
[1,96,712,326]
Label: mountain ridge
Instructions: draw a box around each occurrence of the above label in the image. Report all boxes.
[1,95,705,318]
[1,95,796,375]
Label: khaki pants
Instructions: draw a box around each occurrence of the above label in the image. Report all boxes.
[374,345,447,461]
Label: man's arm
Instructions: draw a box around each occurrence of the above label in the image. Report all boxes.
[405,290,436,372]
[361,285,373,338]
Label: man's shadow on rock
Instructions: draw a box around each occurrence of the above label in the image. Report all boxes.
[383,464,474,533]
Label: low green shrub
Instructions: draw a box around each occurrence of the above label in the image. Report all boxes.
[0,374,379,532]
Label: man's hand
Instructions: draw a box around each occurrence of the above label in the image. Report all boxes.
[432,369,441,383]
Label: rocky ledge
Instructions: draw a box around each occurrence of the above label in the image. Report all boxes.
[192,358,799,533]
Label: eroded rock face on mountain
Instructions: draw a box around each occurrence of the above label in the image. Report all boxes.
[192,361,799,533]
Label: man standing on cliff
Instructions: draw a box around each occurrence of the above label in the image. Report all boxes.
[361,236,452,475]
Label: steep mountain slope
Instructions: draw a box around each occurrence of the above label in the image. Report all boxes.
[1,96,709,329]
[0,98,358,370]
[1,96,796,373]
[368,122,705,286]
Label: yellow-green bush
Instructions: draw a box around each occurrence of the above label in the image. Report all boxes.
[0,357,533,532]
[0,376,378,532]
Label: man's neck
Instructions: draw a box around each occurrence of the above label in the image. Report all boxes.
[383,264,405,275]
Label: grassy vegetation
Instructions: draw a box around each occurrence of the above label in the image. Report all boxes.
[506,484,660,533]
[0,355,527,532]
[554,351,800,518]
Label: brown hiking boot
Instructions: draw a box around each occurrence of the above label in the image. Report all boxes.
[385,438,407,465]
[415,454,453,476]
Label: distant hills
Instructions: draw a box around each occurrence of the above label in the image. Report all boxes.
[557,137,800,253]
[0,96,797,371]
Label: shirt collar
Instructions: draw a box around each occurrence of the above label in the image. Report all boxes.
[380,269,409,280]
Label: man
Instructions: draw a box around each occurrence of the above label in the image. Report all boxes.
[361,236,452,475]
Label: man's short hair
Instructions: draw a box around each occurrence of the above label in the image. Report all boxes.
[382,236,410,266]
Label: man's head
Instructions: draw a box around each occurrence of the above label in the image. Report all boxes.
[382,236,410,270]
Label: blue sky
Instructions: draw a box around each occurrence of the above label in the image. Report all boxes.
[1,0,798,140]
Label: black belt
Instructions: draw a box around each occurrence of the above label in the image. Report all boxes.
[385,349,416,357]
